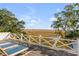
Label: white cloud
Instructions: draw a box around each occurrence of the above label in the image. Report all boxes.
[49,17,57,21]
[57,8,60,12]
[28,23,35,26]
[31,19,37,23]
[29,18,41,26]
[30,18,41,23]
[25,17,41,28]
[17,6,42,28]
[18,13,42,28]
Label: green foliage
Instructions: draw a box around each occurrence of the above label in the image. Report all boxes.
[51,3,79,39]
[0,8,25,34]
[65,30,79,39]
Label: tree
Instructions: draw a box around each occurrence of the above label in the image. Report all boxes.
[0,8,25,34]
[51,3,79,39]
[51,15,63,37]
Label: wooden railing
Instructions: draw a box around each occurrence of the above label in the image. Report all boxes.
[9,33,77,54]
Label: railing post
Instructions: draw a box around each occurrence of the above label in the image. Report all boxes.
[28,35,31,47]
[20,33,23,41]
[39,35,42,45]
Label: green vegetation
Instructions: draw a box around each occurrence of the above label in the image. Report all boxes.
[0,8,25,34]
[51,3,79,39]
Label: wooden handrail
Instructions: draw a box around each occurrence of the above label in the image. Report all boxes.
[8,33,77,54]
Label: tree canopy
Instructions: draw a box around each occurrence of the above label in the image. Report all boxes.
[51,3,79,39]
[0,8,25,34]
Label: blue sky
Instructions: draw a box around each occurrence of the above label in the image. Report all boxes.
[0,3,67,29]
